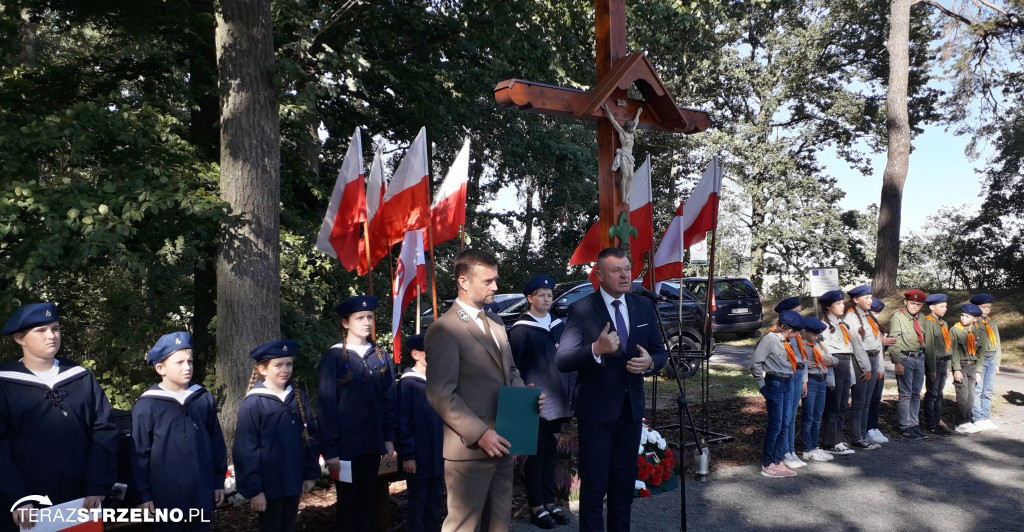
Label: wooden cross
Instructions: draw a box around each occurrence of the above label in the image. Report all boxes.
[495,0,709,249]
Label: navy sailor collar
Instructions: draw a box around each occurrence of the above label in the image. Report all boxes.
[0,357,89,390]
[140,383,204,405]
[245,381,294,402]
[510,313,562,332]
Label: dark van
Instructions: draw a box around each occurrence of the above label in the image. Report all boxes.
[673,277,763,338]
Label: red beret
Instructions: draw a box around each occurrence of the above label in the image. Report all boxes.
[903,289,927,302]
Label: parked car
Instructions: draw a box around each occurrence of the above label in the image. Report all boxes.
[669,277,763,338]
[419,293,524,327]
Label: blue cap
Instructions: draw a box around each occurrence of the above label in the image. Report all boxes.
[147,332,193,366]
[925,294,947,305]
[523,275,556,296]
[407,334,425,352]
[870,297,885,313]
[778,310,805,331]
[773,297,800,313]
[802,317,827,334]
[334,295,378,316]
[962,304,983,317]
[2,303,59,335]
[819,290,845,306]
[969,293,994,305]
[249,340,299,361]
[848,285,873,298]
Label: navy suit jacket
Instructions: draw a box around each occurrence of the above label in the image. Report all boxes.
[555,291,668,424]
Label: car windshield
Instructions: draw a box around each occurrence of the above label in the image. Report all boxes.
[683,279,758,300]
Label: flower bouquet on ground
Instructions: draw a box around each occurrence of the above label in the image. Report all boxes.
[634,421,678,498]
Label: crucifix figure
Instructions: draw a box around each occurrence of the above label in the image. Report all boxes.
[603,103,642,205]
[495,0,709,251]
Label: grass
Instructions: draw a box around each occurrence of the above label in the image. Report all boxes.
[646,364,760,408]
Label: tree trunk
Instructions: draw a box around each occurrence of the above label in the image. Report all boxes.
[19,8,37,68]
[748,191,767,291]
[298,94,322,185]
[214,0,281,447]
[188,0,220,383]
[873,0,912,297]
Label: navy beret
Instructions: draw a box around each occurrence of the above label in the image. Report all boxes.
[773,297,801,313]
[802,317,827,334]
[334,295,378,316]
[870,297,885,313]
[961,304,983,317]
[924,294,947,305]
[249,340,299,361]
[819,290,845,306]
[523,275,556,296]
[147,332,193,366]
[407,334,425,352]
[969,293,994,305]
[904,289,927,303]
[2,303,59,335]
[778,310,805,331]
[848,285,873,298]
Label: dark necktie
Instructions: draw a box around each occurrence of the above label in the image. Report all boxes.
[478,311,498,348]
[612,300,628,352]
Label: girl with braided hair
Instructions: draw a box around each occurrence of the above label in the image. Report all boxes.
[317,295,397,532]
[233,340,321,532]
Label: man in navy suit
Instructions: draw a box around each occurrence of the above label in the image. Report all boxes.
[556,247,668,532]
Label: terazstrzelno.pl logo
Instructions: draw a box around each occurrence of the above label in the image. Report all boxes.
[11,495,212,525]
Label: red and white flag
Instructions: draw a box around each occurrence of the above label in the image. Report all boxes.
[358,145,387,275]
[569,155,653,286]
[653,156,722,282]
[316,127,366,272]
[426,138,470,247]
[378,127,431,248]
[391,230,427,360]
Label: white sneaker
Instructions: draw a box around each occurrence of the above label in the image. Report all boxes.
[868,429,889,444]
[955,423,981,434]
[826,442,855,455]
[811,448,834,462]
[783,453,805,469]
[974,419,999,431]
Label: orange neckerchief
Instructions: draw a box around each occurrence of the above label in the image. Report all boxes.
[783,341,798,371]
[835,320,851,347]
[808,340,825,370]
[846,308,879,339]
[926,315,951,353]
[955,323,976,357]
[794,335,808,361]
[979,316,997,346]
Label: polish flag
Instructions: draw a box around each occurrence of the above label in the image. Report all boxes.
[377,127,431,250]
[358,145,387,275]
[391,230,427,361]
[426,138,470,247]
[569,155,653,287]
[315,127,366,272]
[653,156,722,282]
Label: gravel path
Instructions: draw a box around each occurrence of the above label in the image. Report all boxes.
[512,347,1024,532]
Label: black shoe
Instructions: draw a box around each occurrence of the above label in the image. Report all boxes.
[530,509,556,529]
[548,506,570,525]
[912,426,930,439]
[929,425,952,436]
[899,427,924,440]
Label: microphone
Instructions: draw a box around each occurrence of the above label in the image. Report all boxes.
[632,285,664,302]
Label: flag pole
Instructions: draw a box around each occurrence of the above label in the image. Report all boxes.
[701,156,722,432]
[415,285,422,334]
[362,222,374,296]
[425,135,440,321]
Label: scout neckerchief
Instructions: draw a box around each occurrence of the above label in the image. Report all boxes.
[794,334,808,361]
[925,315,951,353]
[847,307,879,339]
[782,340,798,371]
[901,308,924,344]
[832,315,851,348]
[807,340,825,370]
[954,322,976,357]
[979,316,997,346]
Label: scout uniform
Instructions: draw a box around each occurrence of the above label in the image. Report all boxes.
[396,334,444,532]
[317,295,396,532]
[774,297,807,470]
[843,285,885,448]
[888,289,929,440]
[233,340,321,532]
[799,317,838,463]
[950,304,987,433]
[922,294,953,435]
[0,303,118,532]
[819,290,869,454]
[131,332,227,531]
[750,311,803,477]
[969,293,1001,430]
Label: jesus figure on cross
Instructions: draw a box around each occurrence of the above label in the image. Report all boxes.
[603,102,642,206]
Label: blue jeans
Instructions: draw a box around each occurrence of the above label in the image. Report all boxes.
[896,356,925,428]
[801,376,827,451]
[760,376,791,467]
[972,356,997,421]
[783,367,805,454]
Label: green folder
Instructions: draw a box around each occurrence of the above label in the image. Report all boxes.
[496,386,541,455]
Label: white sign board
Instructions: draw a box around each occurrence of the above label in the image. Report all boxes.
[808,267,840,297]
[689,237,708,265]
